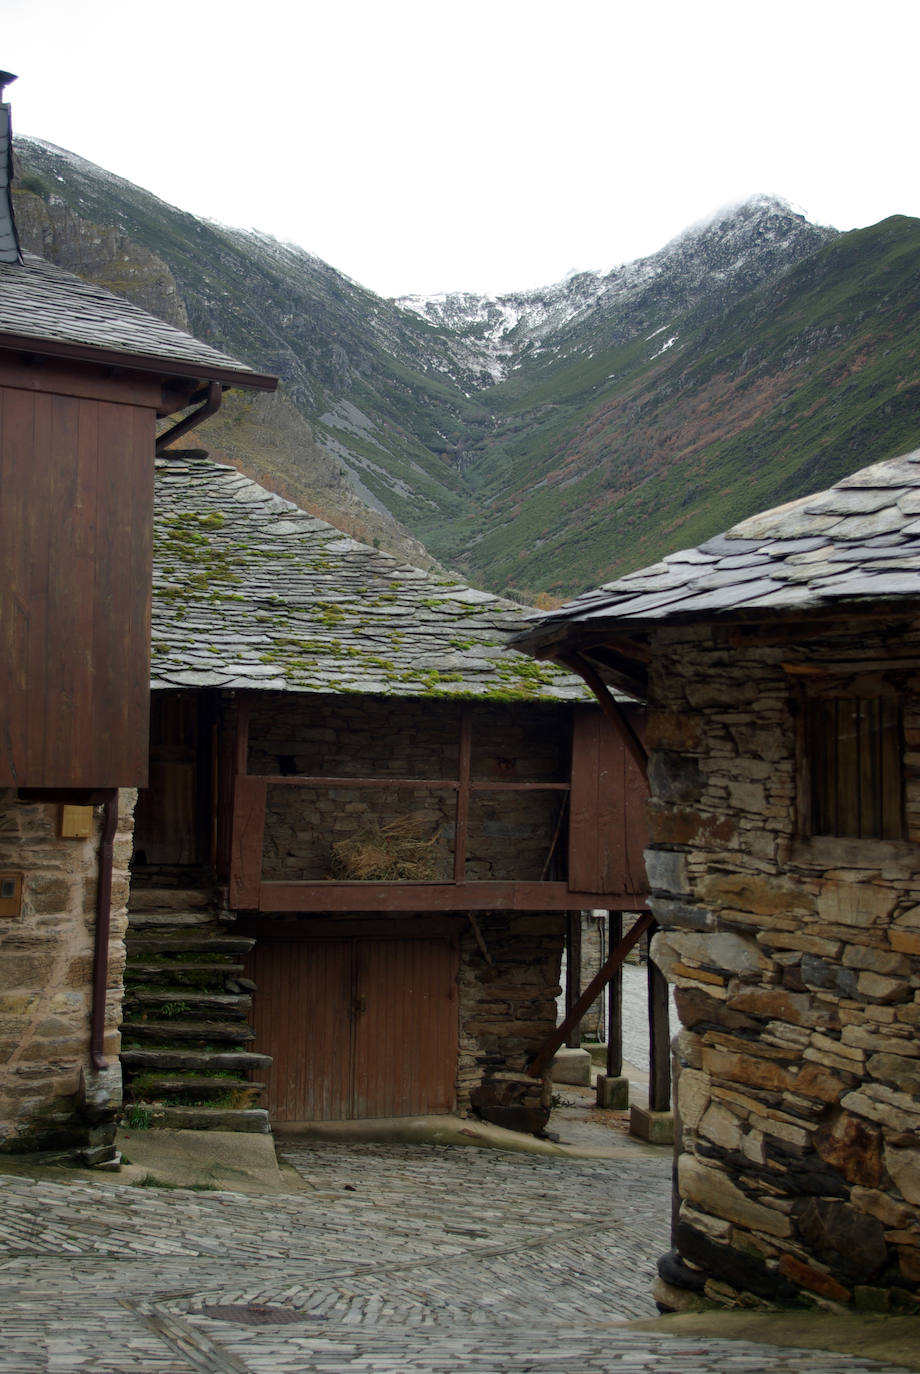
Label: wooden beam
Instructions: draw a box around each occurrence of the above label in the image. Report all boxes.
[229,775,266,909]
[527,911,653,1076]
[607,912,623,1078]
[254,774,568,792]
[453,707,472,882]
[565,912,582,1049]
[256,880,650,913]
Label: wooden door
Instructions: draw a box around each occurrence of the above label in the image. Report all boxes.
[247,935,459,1122]
[133,692,211,867]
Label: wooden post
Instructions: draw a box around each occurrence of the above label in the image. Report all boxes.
[606,911,623,1078]
[647,921,671,1111]
[528,911,653,1077]
[565,910,582,1049]
[453,708,472,882]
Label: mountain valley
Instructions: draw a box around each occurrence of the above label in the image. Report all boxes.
[14,137,920,600]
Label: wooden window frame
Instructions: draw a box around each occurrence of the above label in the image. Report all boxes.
[797,686,904,842]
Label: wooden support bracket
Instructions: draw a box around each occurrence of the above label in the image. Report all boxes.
[526,910,653,1077]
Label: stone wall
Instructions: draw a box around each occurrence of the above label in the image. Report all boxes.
[459,910,565,1128]
[0,789,135,1155]
[248,696,571,884]
[644,618,920,1310]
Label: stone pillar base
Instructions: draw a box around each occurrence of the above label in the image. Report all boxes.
[550,1047,592,1085]
[595,1074,629,1109]
[630,1104,674,1144]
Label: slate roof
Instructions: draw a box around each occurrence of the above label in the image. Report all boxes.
[514,447,920,655]
[152,454,587,701]
[0,254,275,388]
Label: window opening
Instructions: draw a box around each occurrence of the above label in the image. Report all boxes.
[806,695,902,840]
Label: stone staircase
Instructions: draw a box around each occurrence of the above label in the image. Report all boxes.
[121,885,272,1133]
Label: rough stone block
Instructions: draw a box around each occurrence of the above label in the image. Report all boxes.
[884,1144,920,1206]
[595,1074,629,1109]
[550,1047,591,1086]
[678,1155,792,1236]
[631,1105,674,1145]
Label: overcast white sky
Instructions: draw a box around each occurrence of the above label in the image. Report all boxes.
[5,0,919,298]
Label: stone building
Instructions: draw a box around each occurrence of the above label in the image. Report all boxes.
[515,449,920,1308]
[124,453,649,1134]
[0,75,276,1158]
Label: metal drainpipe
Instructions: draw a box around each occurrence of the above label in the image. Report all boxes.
[155,379,223,454]
[90,791,120,1071]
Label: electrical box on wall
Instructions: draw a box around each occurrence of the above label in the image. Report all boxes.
[61,805,94,839]
[0,872,23,918]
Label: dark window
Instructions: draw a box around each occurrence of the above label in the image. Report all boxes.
[806,696,902,840]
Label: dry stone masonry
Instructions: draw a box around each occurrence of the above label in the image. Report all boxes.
[514,447,920,1309]
[0,789,136,1155]
[646,618,920,1310]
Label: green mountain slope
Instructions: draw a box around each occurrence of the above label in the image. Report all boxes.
[465,216,920,597]
[13,137,920,601]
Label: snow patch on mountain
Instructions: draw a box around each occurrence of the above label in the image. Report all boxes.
[397,196,832,387]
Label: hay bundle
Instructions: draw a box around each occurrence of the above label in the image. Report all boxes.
[329,815,440,881]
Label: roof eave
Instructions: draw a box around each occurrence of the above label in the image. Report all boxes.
[0,330,278,391]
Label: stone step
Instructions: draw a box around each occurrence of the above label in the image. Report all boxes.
[126,934,255,956]
[121,1020,257,1044]
[125,962,246,986]
[124,1074,263,1096]
[125,990,251,1017]
[129,887,214,911]
[121,1048,272,1073]
[128,910,223,931]
[155,1106,271,1133]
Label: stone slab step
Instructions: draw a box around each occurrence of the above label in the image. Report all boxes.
[155,1106,271,1133]
[125,1075,263,1095]
[126,990,252,1014]
[127,935,255,956]
[126,962,246,983]
[129,888,213,911]
[122,1048,272,1072]
[128,910,223,931]
[121,1020,256,1044]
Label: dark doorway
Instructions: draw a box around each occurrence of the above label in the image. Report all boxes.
[133,691,214,872]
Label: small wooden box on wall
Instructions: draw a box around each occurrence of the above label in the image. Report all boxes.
[61,805,94,839]
[0,872,23,918]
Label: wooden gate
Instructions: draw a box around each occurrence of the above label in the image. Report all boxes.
[246,933,459,1122]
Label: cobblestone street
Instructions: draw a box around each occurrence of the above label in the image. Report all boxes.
[0,1138,915,1373]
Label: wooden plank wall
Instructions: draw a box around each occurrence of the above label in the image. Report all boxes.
[0,373,157,787]
[568,705,649,895]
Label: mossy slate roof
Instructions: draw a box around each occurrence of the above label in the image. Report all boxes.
[0,254,275,386]
[514,447,920,651]
[152,454,586,701]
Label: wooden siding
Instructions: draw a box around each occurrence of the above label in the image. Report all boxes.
[0,371,156,787]
[246,933,458,1121]
[568,705,649,893]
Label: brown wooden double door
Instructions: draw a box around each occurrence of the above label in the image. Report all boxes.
[246,933,459,1122]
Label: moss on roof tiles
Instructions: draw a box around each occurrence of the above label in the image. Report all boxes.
[152,455,586,702]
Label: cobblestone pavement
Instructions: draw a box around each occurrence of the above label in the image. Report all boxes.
[0,1140,913,1373]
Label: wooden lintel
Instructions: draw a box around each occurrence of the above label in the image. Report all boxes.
[255,881,650,914]
[253,775,569,792]
[526,911,653,1077]
[239,915,461,942]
